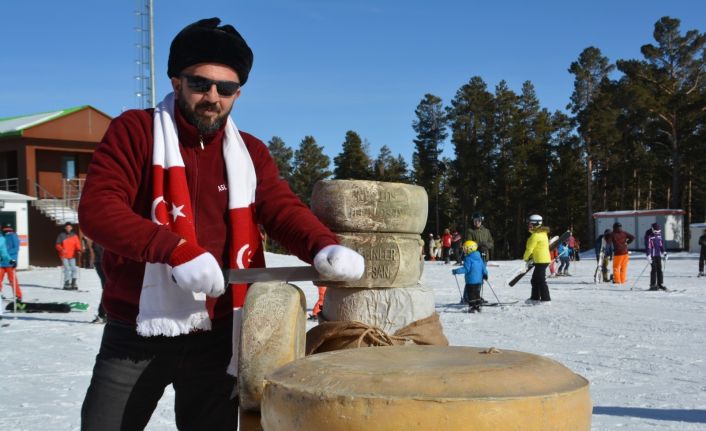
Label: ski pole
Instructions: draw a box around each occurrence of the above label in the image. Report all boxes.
[453,274,464,303]
[483,279,504,307]
[629,260,651,291]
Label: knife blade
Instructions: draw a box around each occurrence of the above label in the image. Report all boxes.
[227,266,323,284]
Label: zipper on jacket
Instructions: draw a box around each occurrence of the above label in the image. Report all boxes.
[199,135,204,150]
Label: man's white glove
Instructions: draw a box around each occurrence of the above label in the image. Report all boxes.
[314,245,365,281]
[662,252,668,261]
[170,242,225,297]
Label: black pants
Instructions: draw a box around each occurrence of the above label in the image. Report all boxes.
[700,250,705,273]
[650,256,664,287]
[530,263,550,301]
[81,320,237,431]
[463,283,482,307]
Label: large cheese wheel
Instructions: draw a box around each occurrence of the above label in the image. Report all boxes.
[262,345,592,431]
[238,282,306,411]
[321,285,435,333]
[327,232,424,288]
[310,180,428,234]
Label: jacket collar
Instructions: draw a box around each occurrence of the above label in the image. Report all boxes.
[174,102,227,148]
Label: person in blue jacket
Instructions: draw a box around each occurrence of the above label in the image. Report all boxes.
[452,240,488,313]
[557,242,571,275]
[0,224,19,302]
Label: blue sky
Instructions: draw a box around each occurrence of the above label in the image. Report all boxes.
[2,1,705,163]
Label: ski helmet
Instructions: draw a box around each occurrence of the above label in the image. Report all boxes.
[471,212,484,222]
[528,214,543,227]
[462,240,478,253]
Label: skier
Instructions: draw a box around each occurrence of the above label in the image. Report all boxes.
[309,285,327,320]
[441,228,453,264]
[595,229,613,282]
[465,212,494,262]
[557,241,571,275]
[426,233,435,261]
[55,222,82,290]
[645,223,667,290]
[451,230,463,265]
[699,229,706,277]
[452,240,488,313]
[608,222,634,285]
[77,17,364,430]
[523,214,551,304]
[0,224,21,302]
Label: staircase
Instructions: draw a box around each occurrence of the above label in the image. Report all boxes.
[33,199,79,224]
[32,180,83,225]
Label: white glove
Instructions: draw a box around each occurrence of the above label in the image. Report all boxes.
[314,244,365,281]
[662,253,668,260]
[170,242,225,297]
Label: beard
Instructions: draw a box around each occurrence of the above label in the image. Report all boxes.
[176,89,232,135]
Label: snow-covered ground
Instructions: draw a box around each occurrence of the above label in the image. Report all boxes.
[1,252,704,430]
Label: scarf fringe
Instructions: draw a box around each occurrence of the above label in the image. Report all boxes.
[137,311,212,337]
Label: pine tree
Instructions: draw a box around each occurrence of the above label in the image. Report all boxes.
[617,16,706,210]
[446,77,495,238]
[290,136,332,205]
[372,145,409,182]
[411,94,448,234]
[267,136,294,182]
[568,46,615,241]
[333,131,373,180]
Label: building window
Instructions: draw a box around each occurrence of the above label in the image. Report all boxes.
[62,156,77,179]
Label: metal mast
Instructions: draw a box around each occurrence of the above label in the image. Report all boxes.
[135,0,155,108]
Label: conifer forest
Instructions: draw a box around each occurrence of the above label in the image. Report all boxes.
[268,17,706,258]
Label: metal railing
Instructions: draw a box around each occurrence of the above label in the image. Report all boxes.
[0,177,19,193]
[32,181,81,225]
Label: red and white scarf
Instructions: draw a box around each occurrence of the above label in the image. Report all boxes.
[137,93,264,353]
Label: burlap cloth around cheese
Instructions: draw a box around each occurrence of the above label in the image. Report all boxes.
[306,313,449,355]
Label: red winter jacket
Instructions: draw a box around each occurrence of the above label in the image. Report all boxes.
[78,107,338,327]
[609,229,635,256]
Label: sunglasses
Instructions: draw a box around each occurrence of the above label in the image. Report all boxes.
[181,74,241,97]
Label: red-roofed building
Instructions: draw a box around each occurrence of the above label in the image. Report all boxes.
[0,106,112,266]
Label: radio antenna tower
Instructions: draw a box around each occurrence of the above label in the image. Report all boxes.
[134,0,156,108]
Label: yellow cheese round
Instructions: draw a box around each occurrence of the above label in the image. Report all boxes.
[262,345,592,430]
[238,281,307,411]
[327,232,424,288]
[310,180,428,234]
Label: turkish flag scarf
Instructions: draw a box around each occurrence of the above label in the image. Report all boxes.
[136,93,264,347]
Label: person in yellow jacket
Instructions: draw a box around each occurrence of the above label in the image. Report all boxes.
[523,214,551,304]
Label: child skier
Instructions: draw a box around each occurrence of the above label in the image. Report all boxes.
[452,240,488,313]
[645,223,667,290]
[557,241,571,275]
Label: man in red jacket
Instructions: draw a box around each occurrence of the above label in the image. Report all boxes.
[609,222,635,284]
[78,18,364,430]
[55,222,82,290]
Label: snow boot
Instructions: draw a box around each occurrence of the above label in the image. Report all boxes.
[658,285,667,291]
[698,272,704,277]
[63,280,71,290]
[648,285,659,291]
[71,279,78,290]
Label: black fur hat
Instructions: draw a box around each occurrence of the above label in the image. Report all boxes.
[167,18,254,85]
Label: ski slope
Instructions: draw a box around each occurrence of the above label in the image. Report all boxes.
[0,252,704,430]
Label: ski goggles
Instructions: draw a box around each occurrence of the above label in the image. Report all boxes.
[181,74,241,97]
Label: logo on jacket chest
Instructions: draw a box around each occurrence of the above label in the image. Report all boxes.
[218,184,228,192]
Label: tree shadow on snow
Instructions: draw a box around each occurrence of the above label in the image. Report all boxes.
[593,406,706,423]
[14,283,64,290]
[1,314,92,325]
